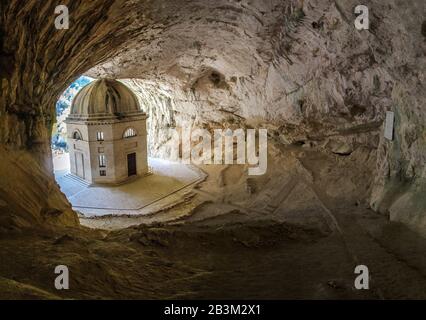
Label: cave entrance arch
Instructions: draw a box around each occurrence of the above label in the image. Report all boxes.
[52,76,94,176]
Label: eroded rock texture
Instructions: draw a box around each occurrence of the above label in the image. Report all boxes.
[0,0,425,232]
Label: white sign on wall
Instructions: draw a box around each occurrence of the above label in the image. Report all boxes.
[384,111,395,141]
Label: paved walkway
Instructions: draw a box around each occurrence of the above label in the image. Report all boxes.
[54,155,206,217]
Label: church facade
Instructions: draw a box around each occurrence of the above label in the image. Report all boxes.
[65,79,148,184]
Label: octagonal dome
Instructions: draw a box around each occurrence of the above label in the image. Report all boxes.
[68,79,142,120]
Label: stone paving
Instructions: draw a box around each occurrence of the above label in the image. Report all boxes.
[54,154,206,217]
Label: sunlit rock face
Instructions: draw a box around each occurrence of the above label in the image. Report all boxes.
[91,1,425,231]
[0,0,425,230]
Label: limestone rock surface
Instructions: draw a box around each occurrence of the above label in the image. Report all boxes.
[0,0,425,231]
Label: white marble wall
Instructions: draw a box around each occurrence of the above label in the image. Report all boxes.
[67,116,148,184]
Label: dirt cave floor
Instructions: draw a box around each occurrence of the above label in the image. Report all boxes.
[1,144,426,299]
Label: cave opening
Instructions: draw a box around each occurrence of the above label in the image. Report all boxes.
[51,76,205,224]
[52,76,94,175]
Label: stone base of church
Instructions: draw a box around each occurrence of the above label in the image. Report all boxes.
[54,156,206,217]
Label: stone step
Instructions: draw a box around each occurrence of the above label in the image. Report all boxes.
[64,174,91,187]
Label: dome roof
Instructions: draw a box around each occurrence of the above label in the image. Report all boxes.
[68,79,142,120]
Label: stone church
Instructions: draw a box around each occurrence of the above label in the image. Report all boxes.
[65,79,148,184]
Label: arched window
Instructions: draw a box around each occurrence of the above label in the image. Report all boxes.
[73,131,82,140]
[96,132,104,141]
[98,155,106,168]
[123,128,137,138]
